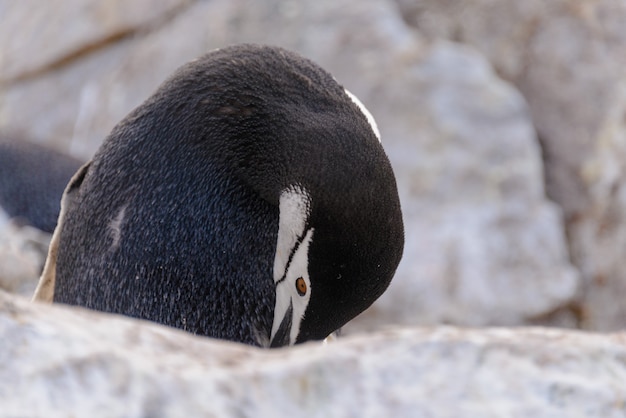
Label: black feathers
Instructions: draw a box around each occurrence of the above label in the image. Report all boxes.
[50,44,404,347]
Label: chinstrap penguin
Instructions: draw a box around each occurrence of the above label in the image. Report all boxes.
[34,44,404,347]
[0,137,83,233]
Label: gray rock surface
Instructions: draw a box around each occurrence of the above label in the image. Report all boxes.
[2,291,626,418]
[0,210,49,297]
[0,0,579,332]
[394,0,626,330]
[0,0,191,83]
[345,40,578,331]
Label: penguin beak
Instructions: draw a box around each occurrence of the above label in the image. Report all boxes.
[269,300,293,348]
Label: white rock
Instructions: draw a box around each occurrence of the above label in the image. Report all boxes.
[0,0,578,330]
[0,210,49,296]
[394,0,626,330]
[2,291,625,417]
[0,0,191,83]
[347,40,578,331]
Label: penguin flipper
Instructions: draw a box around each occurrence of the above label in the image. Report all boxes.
[32,161,91,302]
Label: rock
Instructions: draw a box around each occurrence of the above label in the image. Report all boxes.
[2,291,626,417]
[0,0,192,83]
[0,0,194,158]
[342,40,579,332]
[0,210,49,297]
[393,0,626,330]
[0,0,578,331]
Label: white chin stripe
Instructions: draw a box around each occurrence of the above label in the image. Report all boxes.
[271,186,313,346]
[344,89,381,142]
[273,186,311,283]
[271,228,314,346]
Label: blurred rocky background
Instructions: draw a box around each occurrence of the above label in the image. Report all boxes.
[2,0,626,416]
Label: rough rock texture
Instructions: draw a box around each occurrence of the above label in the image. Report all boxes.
[0,0,578,332]
[345,41,578,331]
[0,210,49,297]
[0,0,192,83]
[394,0,626,330]
[2,291,626,417]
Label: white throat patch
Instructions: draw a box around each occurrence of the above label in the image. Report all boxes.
[345,89,381,142]
[273,186,311,283]
[270,186,313,346]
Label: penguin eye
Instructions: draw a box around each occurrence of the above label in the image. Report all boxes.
[295,277,307,296]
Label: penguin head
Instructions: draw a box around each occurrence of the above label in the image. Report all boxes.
[269,175,404,347]
[215,47,404,346]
